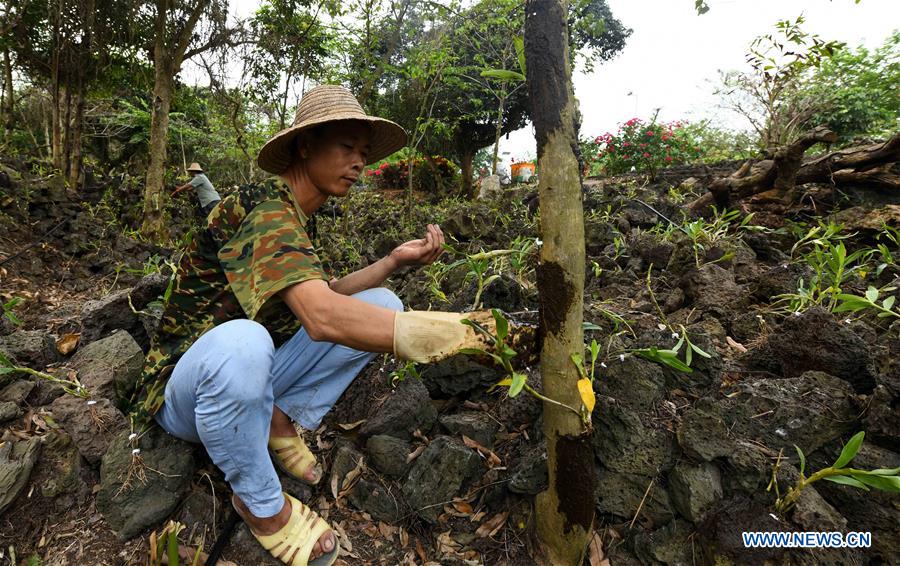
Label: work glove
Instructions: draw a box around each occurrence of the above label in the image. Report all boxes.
[393,310,497,363]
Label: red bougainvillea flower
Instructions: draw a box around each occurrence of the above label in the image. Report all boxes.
[665,156,672,162]
[642,152,650,158]
[623,142,630,147]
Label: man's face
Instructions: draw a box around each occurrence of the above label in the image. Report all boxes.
[302,120,372,198]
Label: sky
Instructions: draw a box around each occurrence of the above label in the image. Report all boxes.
[225,0,899,162]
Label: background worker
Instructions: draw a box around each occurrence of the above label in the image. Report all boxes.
[172,162,221,215]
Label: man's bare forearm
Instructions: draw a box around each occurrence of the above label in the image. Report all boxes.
[329,255,400,296]
[281,279,395,351]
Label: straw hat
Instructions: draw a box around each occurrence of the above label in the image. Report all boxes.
[187,162,204,173]
[257,85,408,174]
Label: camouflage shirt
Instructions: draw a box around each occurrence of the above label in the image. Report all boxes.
[131,178,327,426]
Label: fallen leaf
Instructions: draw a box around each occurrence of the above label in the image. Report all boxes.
[462,435,502,469]
[406,444,426,463]
[475,511,508,538]
[337,457,365,498]
[415,537,428,563]
[399,527,409,548]
[726,336,747,353]
[337,419,366,431]
[451,500,473,515]
[436,531,462,556]
[378,521,397,540]
[587,531,610,566]
[56,333,80,355]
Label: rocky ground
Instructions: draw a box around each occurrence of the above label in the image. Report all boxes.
[0,155,898,565]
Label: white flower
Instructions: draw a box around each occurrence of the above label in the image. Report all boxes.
[671,332,680,339]
[793,311,801,316]
[619,354,625,362]
[535,239,543,246]
[86,400,97,405]
[844,319,852,324]
[128,433,137,441]
[131,448,141,455]
[600,362,608,368]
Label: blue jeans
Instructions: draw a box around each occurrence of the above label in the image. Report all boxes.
[155,287,402,518]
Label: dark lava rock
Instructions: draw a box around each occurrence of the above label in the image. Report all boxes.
[585,218,617,256]
[330,442,365,490]
[866,385,900,451]
[50,395,128,465]
[421,357,501,398]
[633,519,694,565]
[480,274,525,312]
[97,428,196,539]
[79,291,139,346]
[402,436,481,523]
[0,400,20,422]
[631,231,675,270]
[677,397,731,462]
[0,437,41,516]
[597,357,666,412]
[442,205,493,242]
[679,263,747,317]
[748,262,810,302]
[0,378,34,405]
[439,412,500,448]
[594,397,676,475]
[358,378,437,440]
[668,461,722,523]
[698,496,787,565]
[508,444,547,495]
[0,330,58,368]
[364,435,411,478]
[680,372,856,460]
[348,478,401,522]
[79,273,168,348]
[68,330,143,406]
[35,431,93,511]
[742,307,876,392]
[595,467,674,527]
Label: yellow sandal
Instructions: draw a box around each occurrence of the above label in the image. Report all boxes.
[239,492,338,566]
[269,434,323,485]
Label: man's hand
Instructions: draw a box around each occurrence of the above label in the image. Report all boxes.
[389,224,444,268]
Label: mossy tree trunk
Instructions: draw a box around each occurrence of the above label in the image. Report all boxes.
[141,0,214,242]
[525,1,595,564]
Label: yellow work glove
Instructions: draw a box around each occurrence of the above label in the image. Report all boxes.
[393,310,497,363]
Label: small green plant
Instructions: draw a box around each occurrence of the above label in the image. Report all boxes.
[874,223,899,277]
[423,261,450,305]
[0,351,88,398]
[677,207,757,267]
[2,297,23,326]
[771,431,900,516]
[788,219,852,259]
[628,326,712,374]
[461,309,590,427]
[148,520,203,566]
[833,285,899,319]
[775,241,871,313]
[389,361,421,386]
[442,244,520,309]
